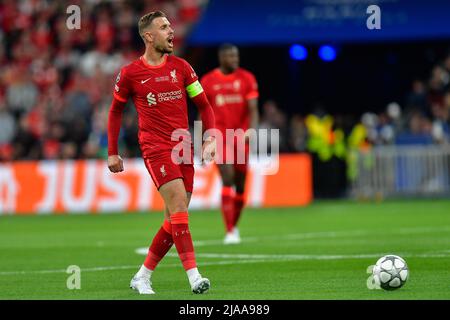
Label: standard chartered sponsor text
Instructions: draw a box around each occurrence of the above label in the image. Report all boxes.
[158,90,182,102]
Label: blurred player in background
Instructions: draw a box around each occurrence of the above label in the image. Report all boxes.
[201,44,259,244]
[107,11,216,294]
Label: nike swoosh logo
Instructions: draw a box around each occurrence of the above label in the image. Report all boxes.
[141,78,151,84]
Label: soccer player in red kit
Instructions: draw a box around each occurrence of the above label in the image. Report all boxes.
[201,44,259,244]
[107,11,216,294]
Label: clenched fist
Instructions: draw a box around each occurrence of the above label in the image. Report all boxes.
[108,155,124,173]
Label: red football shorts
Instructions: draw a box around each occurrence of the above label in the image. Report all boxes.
[143,153,194,193]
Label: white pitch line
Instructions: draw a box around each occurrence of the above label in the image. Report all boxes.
[190,230,369,247]
[166,252,386,260]
[0,265,139,275]
[0,260,280,276]
[2,226,449,276]
[2,252,449,276]
[133,225,450,251]
[166,252,450,260]
[193,225,450,247]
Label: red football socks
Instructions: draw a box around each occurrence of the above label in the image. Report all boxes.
[221,186,235,232]
[233,192,245,227]
[144,219,173,270]
[171,212,197,271]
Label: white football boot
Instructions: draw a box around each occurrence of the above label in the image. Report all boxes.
[223,227,241,245]
[130,275,155,294]
[233,227,241,242]
[191,276,211,294]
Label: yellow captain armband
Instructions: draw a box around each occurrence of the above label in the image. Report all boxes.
[186,80,204,98]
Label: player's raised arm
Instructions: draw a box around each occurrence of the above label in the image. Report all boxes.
[107,69,131,173]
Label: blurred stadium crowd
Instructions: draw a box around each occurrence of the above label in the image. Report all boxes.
[289,54,450,159]
[0,0,205,160]
[360,61,450,146]
[0,0,449,162]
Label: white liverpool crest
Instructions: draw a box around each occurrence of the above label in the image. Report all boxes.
[170,69,178,83]
[160,165,167,177]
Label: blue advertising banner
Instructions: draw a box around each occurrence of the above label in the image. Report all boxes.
[188,0,450,45]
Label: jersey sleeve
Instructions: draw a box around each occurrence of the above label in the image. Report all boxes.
[182,59,204,99]
[113,67,132,103]
[244,72,259,101]
[199,75,211,98]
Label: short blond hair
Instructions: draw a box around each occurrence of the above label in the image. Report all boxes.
[138,11,166,39]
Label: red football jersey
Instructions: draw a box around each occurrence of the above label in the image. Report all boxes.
[200,68,258,132]
[113,54,198,157]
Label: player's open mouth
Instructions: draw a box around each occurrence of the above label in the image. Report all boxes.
[167,37,174,46]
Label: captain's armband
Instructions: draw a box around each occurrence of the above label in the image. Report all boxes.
[186,80,204,98]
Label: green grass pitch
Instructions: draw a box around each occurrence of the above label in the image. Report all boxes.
[0,199,449,300]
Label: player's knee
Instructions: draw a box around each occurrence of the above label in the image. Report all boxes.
[235,176,245,193]
[234,171,246,193]
[221,171,235,186]
[162,192,187,214]
[219,165,234,185]
[174,202,188,213]
[164,208,171,221]
[167,194,188,213]
[222,178,234,187]
[235,183,245,194]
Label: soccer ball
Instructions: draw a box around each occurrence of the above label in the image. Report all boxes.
[372,255,409,290]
